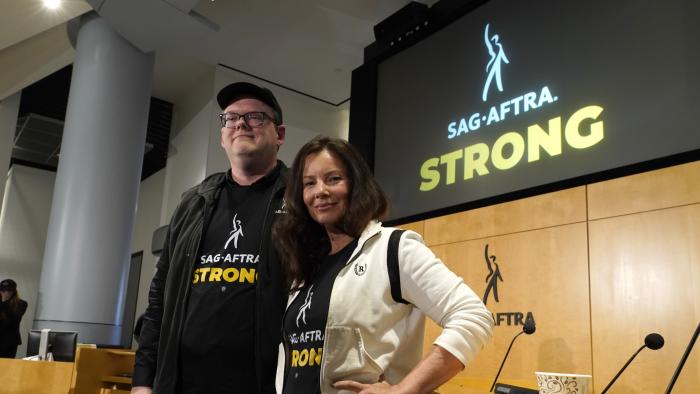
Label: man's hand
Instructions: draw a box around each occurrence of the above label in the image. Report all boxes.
[333,380,406,394]
[130,386,152,394]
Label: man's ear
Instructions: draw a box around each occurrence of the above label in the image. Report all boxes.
[276,125,286,147]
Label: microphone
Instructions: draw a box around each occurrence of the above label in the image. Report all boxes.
[645,333,665,350]
[600,333,665,394]
[489,315,536,392]
[664,321,699,393]
[523,317,536,335]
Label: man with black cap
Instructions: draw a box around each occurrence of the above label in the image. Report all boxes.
[133,82,288,394]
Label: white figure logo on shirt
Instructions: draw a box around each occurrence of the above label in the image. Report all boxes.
[275,198,287,214]
[224,213,244,249]
[296,285,314,328]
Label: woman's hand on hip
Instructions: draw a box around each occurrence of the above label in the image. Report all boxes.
[333,380,408,394]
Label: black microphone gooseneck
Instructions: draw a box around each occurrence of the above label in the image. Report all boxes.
[665,321,700,394]
[489,316,536,392]
[600,333,665,394]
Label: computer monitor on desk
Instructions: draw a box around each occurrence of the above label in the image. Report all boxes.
[26,329,78,362]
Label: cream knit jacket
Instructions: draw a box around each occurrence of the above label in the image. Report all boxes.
[279,221,494,393]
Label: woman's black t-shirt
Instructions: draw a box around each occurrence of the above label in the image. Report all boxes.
[282,239,358,394]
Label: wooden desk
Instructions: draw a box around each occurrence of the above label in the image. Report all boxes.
[438,377,539,394]
[0,358,74,394]
[72,348,134,394]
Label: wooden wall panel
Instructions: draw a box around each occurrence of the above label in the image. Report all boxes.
[423,187,586,246]
[588,160,700,220]
[425,223,592,387]
[396,220,424,237]
[415,159,700,392]
[589,204,700,393]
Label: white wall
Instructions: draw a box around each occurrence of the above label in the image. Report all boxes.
[160,69,216,222]
[205,66,350,175]
[0,164,167,354]
[0,165,55,358]
[0,92,20,209]
[129,168,165,348]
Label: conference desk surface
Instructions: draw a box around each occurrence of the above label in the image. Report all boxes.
[438,377,539,394]
[0,357,74,394]
[0,354,538,394]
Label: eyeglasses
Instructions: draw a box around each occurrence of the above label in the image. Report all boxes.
[219,112,276,128]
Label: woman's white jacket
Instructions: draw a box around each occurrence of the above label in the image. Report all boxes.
[280,221,494,393]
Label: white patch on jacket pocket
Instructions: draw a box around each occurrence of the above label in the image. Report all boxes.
[321,326,383,392]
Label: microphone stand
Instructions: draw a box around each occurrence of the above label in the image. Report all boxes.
[490,331,525,392]
[600,344,647,394]
[665,321,700,394]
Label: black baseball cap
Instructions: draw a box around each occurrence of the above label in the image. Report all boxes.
[216,82,283,124]
[0,279,17,291]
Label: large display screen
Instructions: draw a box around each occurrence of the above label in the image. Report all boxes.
[375,0,700,221]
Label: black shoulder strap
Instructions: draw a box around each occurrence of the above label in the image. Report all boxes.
[387,229,409,304]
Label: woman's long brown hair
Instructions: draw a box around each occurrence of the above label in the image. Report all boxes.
[273,136,388,289]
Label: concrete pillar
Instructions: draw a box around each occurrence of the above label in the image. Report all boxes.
[35,13,154,346]
[0,92,20,209]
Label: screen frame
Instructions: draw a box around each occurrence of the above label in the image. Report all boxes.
[349,0,700,226]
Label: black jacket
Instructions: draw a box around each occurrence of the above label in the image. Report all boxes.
[133,164,288,393]
[0,299,27,347]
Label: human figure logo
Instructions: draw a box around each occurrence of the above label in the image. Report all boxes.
[482,23,510,102]
[482,244,503,305]
[296,285,314,328]
[224,213,244,249]
[481,244,535,327]
[275,198,287,214]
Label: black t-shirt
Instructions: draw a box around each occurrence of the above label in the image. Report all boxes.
[282,239,358,394]
[179,167,279,394]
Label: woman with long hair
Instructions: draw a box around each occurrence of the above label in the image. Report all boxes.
[0,279,28,358]
[274,136,493,393]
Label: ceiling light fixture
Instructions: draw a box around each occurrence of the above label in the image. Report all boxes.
[43,0,62,10]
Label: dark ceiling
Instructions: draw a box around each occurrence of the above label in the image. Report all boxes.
[13,65,172,181]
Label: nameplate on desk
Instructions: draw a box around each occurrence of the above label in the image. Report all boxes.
[494,383,539,394]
